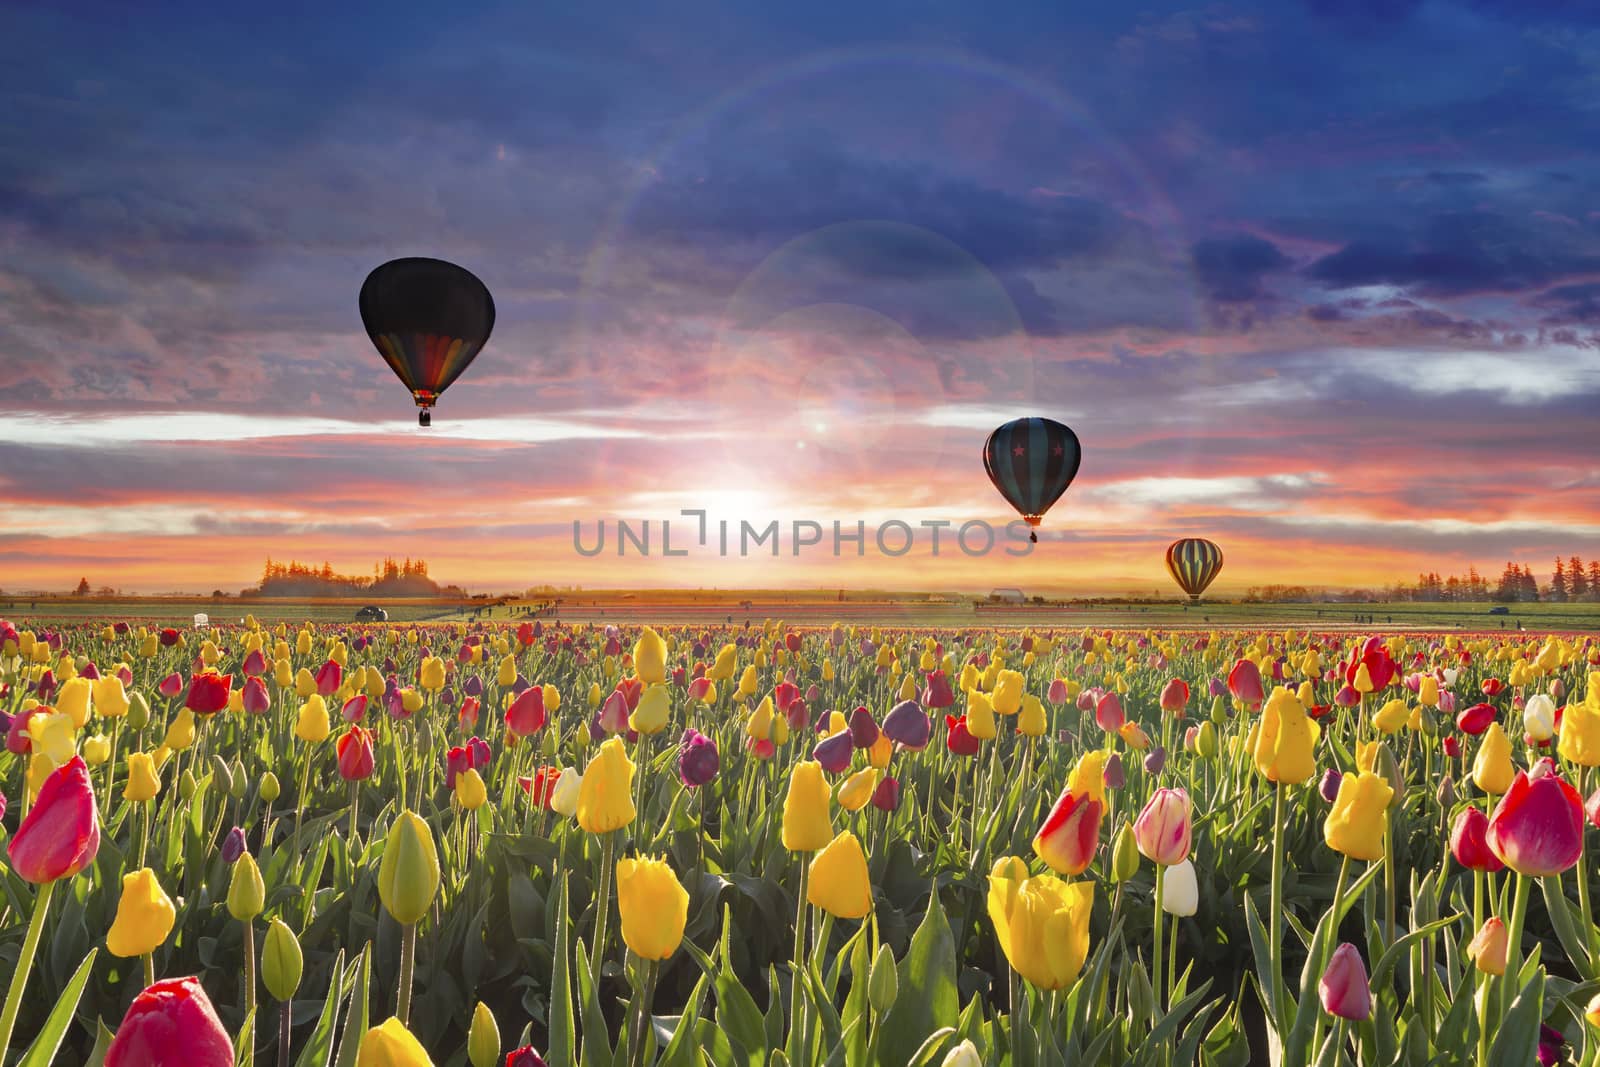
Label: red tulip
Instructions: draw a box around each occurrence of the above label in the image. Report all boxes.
[158,672,184,698]
[241,649,268,677]
[687,676,713,702]
[1486,759,1583,876]
[158,628,180,647]
[314,660,342,697]
[1442,736,1462,759]
[1227,659,1264,708]
[1159,678,1190,715]
[1345,637,1397,691]
[1094,692,1126,732]
[520,766,561,808]
[921,670,955,709]
[336,726,375,781]
[505,686,547,737]
[6,712,32,755]
[1449,807,1505,872]
[105,976,234,1067]
[516,622,537,646]
[598,690,630,734]
[341,694,368,723]
[945,715,981,757]
[871,775,900,812]
[8,756,99,883]
[241,677,271,716]
[459,695,481,729]
[185,672,231,716]
[774,682,800,714]
[615,676,643,712]
[446,746,471,789]
[1482,678,1505,698]
[1457,703,1496,735]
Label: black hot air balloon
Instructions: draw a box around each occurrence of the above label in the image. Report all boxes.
[982,417,1083,542]
[1166,537,1224,604]
[359,257,495,426]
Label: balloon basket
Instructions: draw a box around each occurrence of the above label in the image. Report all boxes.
[419,410,431,427]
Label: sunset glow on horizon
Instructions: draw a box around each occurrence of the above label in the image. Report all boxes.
[3,2,1598,597]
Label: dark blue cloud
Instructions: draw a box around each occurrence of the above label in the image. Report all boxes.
[1191,236,1291,302]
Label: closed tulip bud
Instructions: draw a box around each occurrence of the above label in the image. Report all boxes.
[82,734,111,766]
[378,811,441,925]
[126,690,150,730]
[123,752,161,803]
[1160,857,1199,916]
[105,977,234,1067]
[1318,768,1342,803]
[1110,820,1141,882]
[179,769,198,800]
[106,867,177,957]
[1468,917,1507,975]
[1196,721,1218,759]
[868,942,898,1014]
[221,826,247,864]
[468,1002,500,1067]
[1319,943,1371,1021]
[616,855,689,959]
[208,754,233,796]
[1103,752,1126,790]
[1523,693,1556,743]
[576,737,636,833]
[939,1041,982,1067]
[357,1017,435,1066]
[260,771,281,803]
[262,918,303,1001]
[808,830,873,919]
[455,767,488,810]
[1437,774,1456,810]
[228,851,266,920]
[8,755,99,882]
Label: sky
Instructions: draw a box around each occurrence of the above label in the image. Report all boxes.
[2,0,1599,596]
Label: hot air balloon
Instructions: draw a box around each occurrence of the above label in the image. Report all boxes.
[982,417,1083,542]
[359,257,496,426]
[1166,538,1224,604]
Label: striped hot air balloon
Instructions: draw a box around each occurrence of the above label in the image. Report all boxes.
[360,258,496,426]
[1166,538,1224,604]
[982,418,1083,542]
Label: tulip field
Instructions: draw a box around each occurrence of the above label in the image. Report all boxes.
[4,617,1600,1066]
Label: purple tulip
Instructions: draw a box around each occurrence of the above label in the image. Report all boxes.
[1207,677,1227,699]
[464,674,484,697]
[813,706,834,734]
[871,776,901,812]
[382,656,398,675]
[1143,747,1166,774]
[677,728,720,788]
[221,826,247,864]
[1103,752,1126,790]
[588,712,607,743]
[35,670,56,701]
[511,674,530,695]
[812,730,854,774]
[848,707,879,750]
[440,687,456,709]
[881,699,930,750]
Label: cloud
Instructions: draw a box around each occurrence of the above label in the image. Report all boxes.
[1191,235,1292,302]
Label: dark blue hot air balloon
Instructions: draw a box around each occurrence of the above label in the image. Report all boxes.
[983,417,1083,542]
[360,257,495,426]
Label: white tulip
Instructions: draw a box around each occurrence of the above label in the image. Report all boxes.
[1161,858,1199,917]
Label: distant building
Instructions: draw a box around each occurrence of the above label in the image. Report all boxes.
[989,588,1025,604]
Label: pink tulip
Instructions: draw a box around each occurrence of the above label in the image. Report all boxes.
[8,756,99,883]
[1133,787,1192,866]
[1047,678,1069,705]
[1449,807,1505,872]
[1159,678,1190,715]
[505,686,547,737]
[1486,758,1583,876]
[314,660,342,697]
[1227,659,1263,708]
[1319,943,1371,1021]
[1094,692,1125,732]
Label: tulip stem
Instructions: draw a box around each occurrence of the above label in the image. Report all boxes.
[242,917,258,1028]
[142,951,155,990]
[291,751,312,879]
[626,955,660,1067]
[103,717,121,816]
[1152,863,1165,1026]
[397,920,417,1025]
[1269,780,1286,1028]
[1579,768,1598,968]
[1499,873,1531,1021]
[588,832,616,989]
[1383,809,1396,946]
[348,781,360,852]
[0,877,55,1055]
[137,801,151,869]
[792,860,812,1057]
[278,999,291,1067]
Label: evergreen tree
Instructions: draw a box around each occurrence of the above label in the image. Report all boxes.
[1552,558,1569,602]
[1569,556,1588,600]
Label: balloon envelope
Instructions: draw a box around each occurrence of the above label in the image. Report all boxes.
[359,258,495,425]
[982,417,1082,541]
[1166,538,1224,602]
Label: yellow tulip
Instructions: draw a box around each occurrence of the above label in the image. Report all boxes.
[1250,687,1316,784]
[1372,699,1409,735]
[543,684,561,712]
[1472,723,1514,796]
[782,760,834,852]
[633,627,668,685]
[1067,751,1107,806]
[966,691,997,740]
[419,657,446,692]
[29,710,78,766]
[1323,772,1393,861]
[1017,695,1046,737]
[1418,676,1439,707]
[837,767,880,812]
[106,867,176,957]
[1560,699,1600,767]
[808,831,873,919]
[615,855,689,960]
[987,857,1094,991]
[992,670,1024,715]
[629,684,671,735]
[294,668,317,698]
[82,734,111,765]
[358,1018,435,1067]
[93,676,130,719]
[577,737,637,834]
[868,733,892,770]
[296,695,331,743]
[124,752,161,802]
[455,768,488,810]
